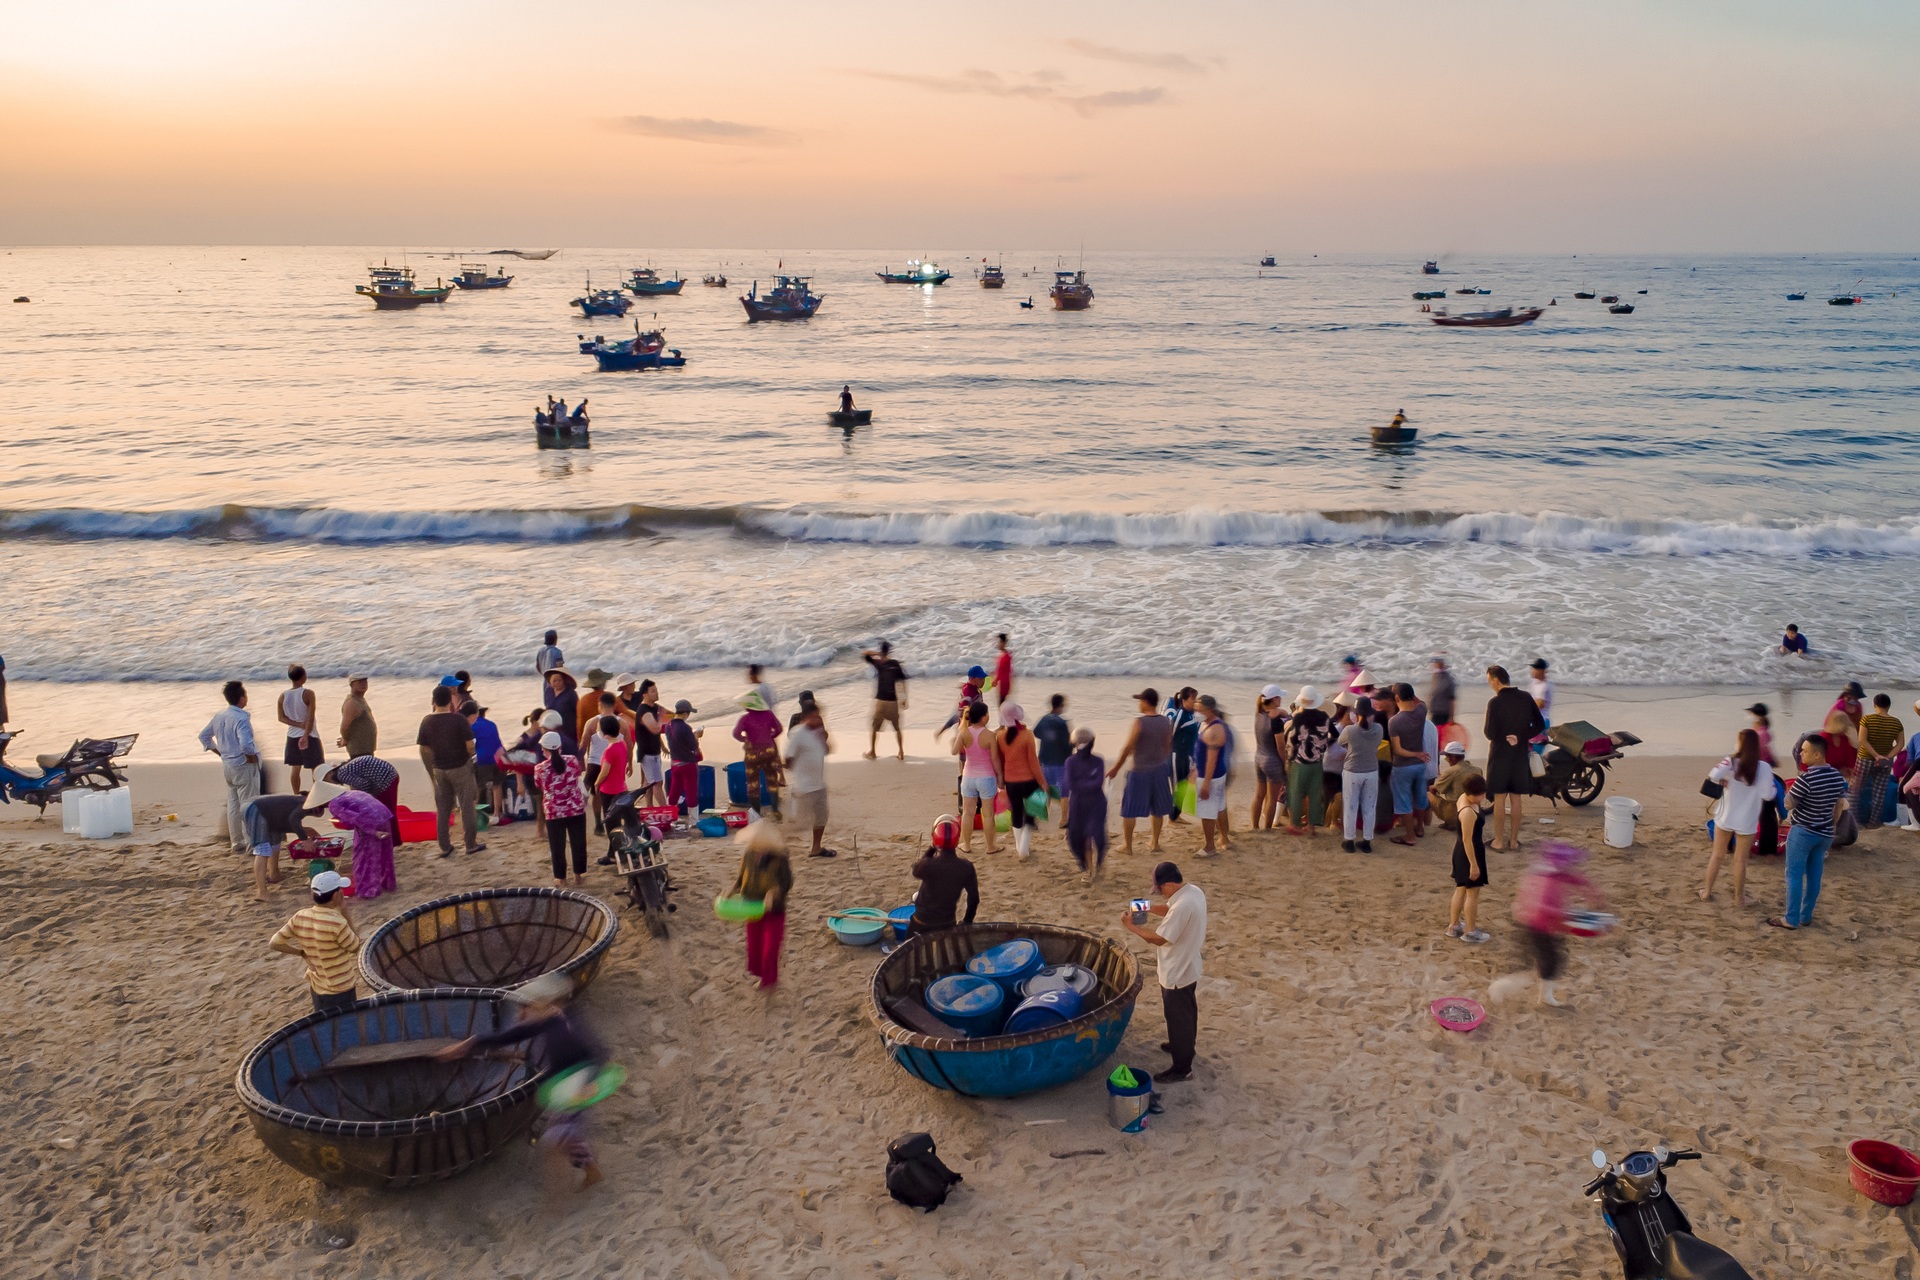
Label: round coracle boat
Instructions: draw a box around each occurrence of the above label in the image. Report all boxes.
[235,988,555,1188]
[360,887,618,995]
[867,922,1143,1098]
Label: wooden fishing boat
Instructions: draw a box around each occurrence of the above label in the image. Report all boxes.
[1573,289,1596,300]
[624,266,685,296]
[236,988,556,1188]
[452,263,513,290]
[1413,290,1447,300]
[876,259,951,285]
[1787,292,1806,300]
[578,325,686,371]
[1260,256,1278,267]
[1430,306,1544,328]
[1608,302,1635,315]
[572,280,632,317]
[702,273,729,288]
[1049,268,1093,311]
[360,887,620,995]
[979,264,1006,289]
[355,264,452,309]
[1600,294,1619,304]
[1422,260,1440,274]
[1829,294,1860,306]
[536,421,590,448]
[741,275,823,321]
[867,923,1142,1098]
[830,408,873,427]
[1372,425,1418,444]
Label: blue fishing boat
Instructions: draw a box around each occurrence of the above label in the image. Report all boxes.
[740,275,823,322]
[572,277,632,317]
[452,263,513,290]
[1423,260,1440,274]
[578,324,686,371]
[624,267,685,296]
[876,259,951,285]
[867,923,1143,1099]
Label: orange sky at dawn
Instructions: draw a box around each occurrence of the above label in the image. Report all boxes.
[2,0,1916,249]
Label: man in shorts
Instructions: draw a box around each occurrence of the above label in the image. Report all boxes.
[1387,683,1430,846]
[862,642,908,760]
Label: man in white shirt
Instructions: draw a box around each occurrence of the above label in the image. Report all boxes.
[198,680,261,854]
[1120,861,1208,1082]
[783,696,833,858]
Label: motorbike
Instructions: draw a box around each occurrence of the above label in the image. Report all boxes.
[1530,721,1641,807]
[1585,1145,1752,1279]
[602,789,679,939]
[0,731,139,812]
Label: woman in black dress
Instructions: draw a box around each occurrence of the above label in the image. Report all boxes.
[1447,775,1491,943]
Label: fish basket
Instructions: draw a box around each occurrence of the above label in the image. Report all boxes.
[359,887,618,995]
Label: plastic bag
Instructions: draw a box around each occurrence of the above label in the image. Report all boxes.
[1024,787,1050,819]
[1174,779,1196,815]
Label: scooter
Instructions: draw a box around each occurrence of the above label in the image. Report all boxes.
[1585,1145,1752,1279]
[601,789,678,939]
[0,731,139,813]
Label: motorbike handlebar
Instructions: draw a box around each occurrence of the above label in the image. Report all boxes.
[1582,1173,1612,1196]
[1672,1150,1701,1163]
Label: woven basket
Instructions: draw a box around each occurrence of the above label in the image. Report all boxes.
[359,887,618,995]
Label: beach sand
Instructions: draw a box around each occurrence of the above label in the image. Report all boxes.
[5,730,1919,1276]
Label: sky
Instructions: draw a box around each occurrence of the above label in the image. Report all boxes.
[2,0,1916,250]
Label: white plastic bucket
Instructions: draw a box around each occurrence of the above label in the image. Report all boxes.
[1603,796,1641,849]
[106,786,133,835]
[62,792,84,833]
[77,790,117,839]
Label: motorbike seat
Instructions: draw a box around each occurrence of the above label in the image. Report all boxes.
[35,754,65,771]
[1661,1231,1753,1280]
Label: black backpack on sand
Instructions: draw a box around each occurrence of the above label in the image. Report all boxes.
[886,1132,963,1212]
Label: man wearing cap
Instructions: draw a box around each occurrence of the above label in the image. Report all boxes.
[269,870,359,1014]
[664,699,704,818]
[1108,688,1176,855]
[1428,741,1483,831]
[1121,861,1207,1083]
[337,675,376,758]
[1192,695,1234,855]
[465,699,508,828]
[417,685,484,859]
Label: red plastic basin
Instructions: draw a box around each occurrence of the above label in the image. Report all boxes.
[1849,1139,1920,1207]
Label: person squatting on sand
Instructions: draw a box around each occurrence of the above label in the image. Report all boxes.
[910,815,980,936]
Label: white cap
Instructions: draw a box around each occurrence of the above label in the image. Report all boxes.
[540,710,563,729]
[1443,740,1468,756]
[1259,683,1287,702]
[539,731,563,749]
[311,869,352,895]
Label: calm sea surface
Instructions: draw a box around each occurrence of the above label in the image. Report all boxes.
[3,246,1917,687]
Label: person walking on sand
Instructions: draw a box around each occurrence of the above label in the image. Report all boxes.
[1109,688,1176,855]
[200,680,262,855]
[268,869,359,1014]
[1192,695,1234,856]
[1769,735,1848,931]
[1250,686,1289,831]
[534,730,588,887]
[1483,666,1545,851]
[995,704,1046,860]
[1387,683,1431,846]
[1034,694,1073,827]
[952,701,1001,854]
[784,700,834,858]
[862,641,909,760]
[910,816,979,936]
[337,675,376,758]
[417,684,485,859]
[1064,728,1109,881]
[278,664,322,793]
[1495,841,1605,1007]
[1337,701,1384,853]
[1446,776,1492,943]
[1283,686,1331,837]
[1120,861,1207,1083]
[535,630,564,675]
[991,633,1014,713]
[1700,728,1773,906]
[731,819,793,988]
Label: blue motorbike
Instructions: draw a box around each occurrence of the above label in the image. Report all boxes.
[0,730,138,813]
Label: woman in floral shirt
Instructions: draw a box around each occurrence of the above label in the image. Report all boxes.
[533,730,588,887]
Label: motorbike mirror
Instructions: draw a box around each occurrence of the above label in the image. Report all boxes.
[1591,1149,1609,1170]
[1653,1143,1670,1163]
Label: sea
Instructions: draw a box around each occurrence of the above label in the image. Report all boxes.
[4,246,1918,693]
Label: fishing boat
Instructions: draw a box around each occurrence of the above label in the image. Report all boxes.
[830,408,873,427]
[740,275,823,322]
[1422,260,1440,274]
[452,263,513,290]
[1372,412,1417,445]
[701,273,729,288]
[578,324,686,371]
[1573,289,1596,300]
[876,259,951,285]
[572,280,632,317]
[1608,302,1636,315]
[1430,306,1544,328]
[1260,256,1278,268]
[1829,294,1861,306]
[1787,292,1806,300]
[1413,290,1447,301]
[355,264,452,309]
[624,267,685,296]
[1049,268,1094,311]
[979,263,1006,289]
[1600,294,1619,304]
[1474,288,1492,295]
[535,404,590,447]
[1453,287,1479,295]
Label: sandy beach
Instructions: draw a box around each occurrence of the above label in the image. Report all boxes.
[6,700,1919,1276]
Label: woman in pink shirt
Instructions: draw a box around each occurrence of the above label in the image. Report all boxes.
[732,691,784,816]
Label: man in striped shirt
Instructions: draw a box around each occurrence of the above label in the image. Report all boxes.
[269,871,360,1013]
[1769,736,1849,932]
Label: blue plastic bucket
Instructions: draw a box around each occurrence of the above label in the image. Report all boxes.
[698,764,716,813]
[966,938,1043,1000]
[926,973,1006,1037]
[725,761,748,805]
[1106,1065,1154,1132]
[888,904,916,942]
[1002,987,1085,1035]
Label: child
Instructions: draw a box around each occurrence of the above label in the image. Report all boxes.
[596,715,632,804]
[936,666,987,738]
[1493,840,1605,1008]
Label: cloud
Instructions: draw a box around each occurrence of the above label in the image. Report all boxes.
[608,115,798,147]
[852,69,1166,117]
[1061,39,1217,75]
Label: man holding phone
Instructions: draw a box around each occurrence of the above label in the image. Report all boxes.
[1120,861,1208,1083]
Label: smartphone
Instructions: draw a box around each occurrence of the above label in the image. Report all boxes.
[1130,898,1151,926]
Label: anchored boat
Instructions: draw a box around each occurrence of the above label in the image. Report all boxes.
[702,273,729,288]
[1430,306,1544,328]
[579,324,686,371]
[355,264,452,309]
[1423,260,1441,274]
[572,279,632,317]
[876,259,951,285]
[741,275,823,322]
[452,263,513,290]
[624,267,684,296]
[1049,268,1093,311]
[979,263,1006,289]
[1260,255,1278,267]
